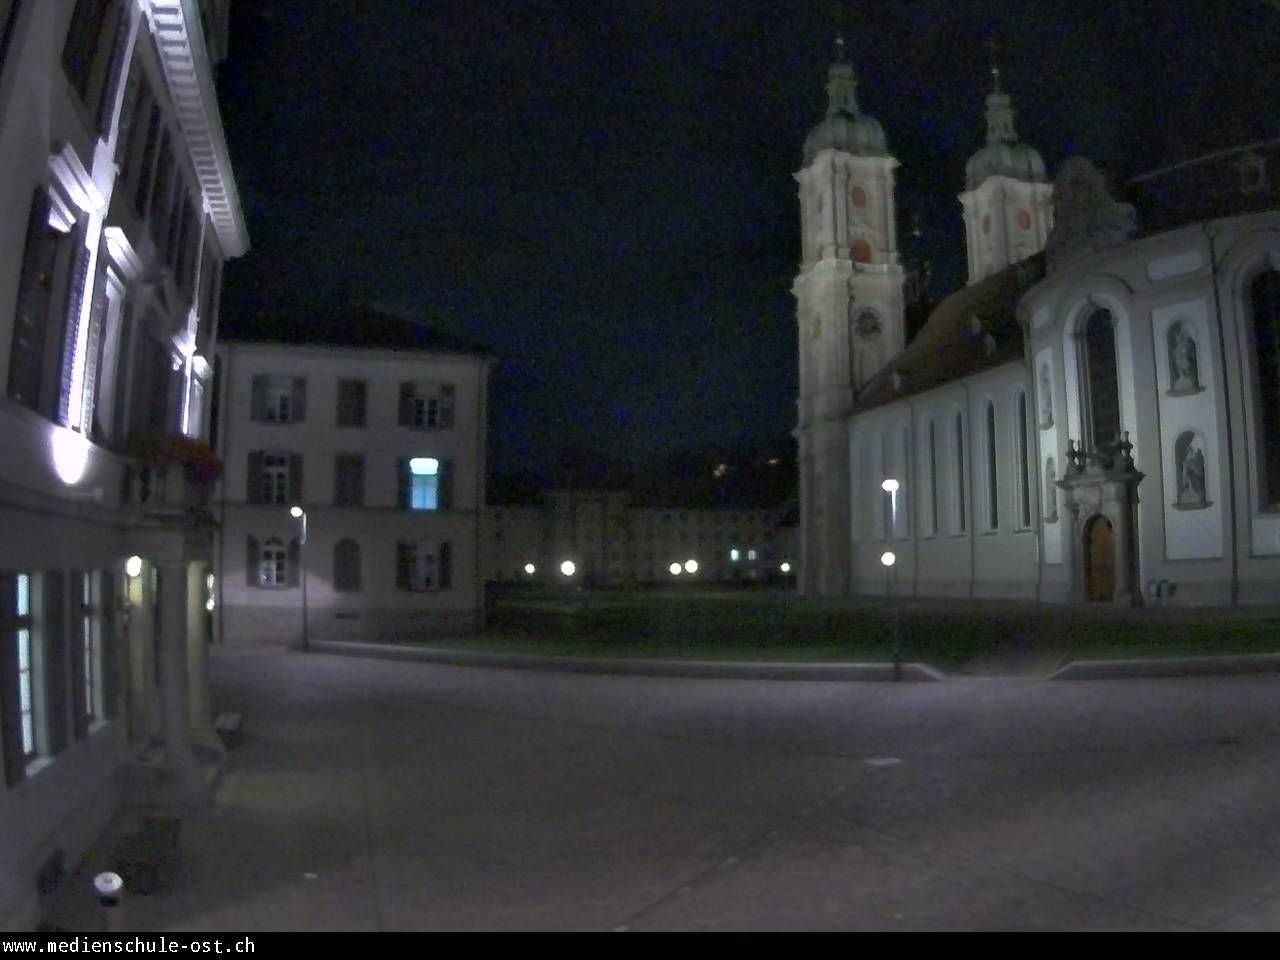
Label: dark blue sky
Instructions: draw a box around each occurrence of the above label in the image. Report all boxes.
[216,1,1280,478]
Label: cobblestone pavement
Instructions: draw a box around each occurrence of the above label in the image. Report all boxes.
[66,647,1280,931]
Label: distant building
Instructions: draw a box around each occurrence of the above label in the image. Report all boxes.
[214,329,494,644]
[796,35,1280,606]
[0,0,247,930]
[486,466,797,586]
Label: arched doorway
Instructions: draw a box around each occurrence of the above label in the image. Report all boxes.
[1084,515,1115,603]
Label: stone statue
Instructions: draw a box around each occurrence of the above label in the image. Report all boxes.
[1176,434,1207,508]
[1044,157,1138,272]
[1169,323,1200,392]
[1038,365,1053,426]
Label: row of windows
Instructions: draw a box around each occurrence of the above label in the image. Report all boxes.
[245,538,453,594]
[245,453,456,510]
[1,570,115,788]
[249,376,456,430]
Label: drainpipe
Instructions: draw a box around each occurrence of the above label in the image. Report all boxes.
[1204,222,1241,605]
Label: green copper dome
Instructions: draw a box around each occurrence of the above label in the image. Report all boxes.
[965,75,1046,189]
[803,54,889,164]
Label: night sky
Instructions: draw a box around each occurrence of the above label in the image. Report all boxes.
[215,1,1280,479]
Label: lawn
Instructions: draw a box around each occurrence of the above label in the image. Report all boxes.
[433,585,1280,671]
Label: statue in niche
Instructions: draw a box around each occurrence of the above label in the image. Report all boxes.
[1038,365,1053,426]
[1168,322,1201,393]
[1175,432,1208,508]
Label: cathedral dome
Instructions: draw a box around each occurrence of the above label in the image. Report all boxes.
[804,109,888,164]
[966,139,1046,190]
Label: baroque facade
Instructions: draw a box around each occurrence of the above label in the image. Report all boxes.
[796,40,1280,607]
[0,0,246,930]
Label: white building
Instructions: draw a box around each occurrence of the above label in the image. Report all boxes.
[486,491,795,586]
[0,0,247,930]
[796,37,1280,607]
[214,332,494,644]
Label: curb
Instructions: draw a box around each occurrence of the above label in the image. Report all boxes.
[308,640,947,683]
[1049,652,1280,681]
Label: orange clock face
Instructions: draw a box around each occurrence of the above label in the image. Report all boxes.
[852,239,873,263]
[1017,209,1032,231]
[850,185,868,208]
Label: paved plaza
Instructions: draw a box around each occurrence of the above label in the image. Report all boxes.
[65,647,1280,931]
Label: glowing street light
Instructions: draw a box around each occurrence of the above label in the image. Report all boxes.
[881,478,900,494]
[880,551,896,568]
[560,560,576,578]
[290,505,309,652]
[882,477,900,539]
[684,559,698,575]
[669,562,682,576]
[125,556,143,579]
[780,562,792,575]
[524,563,537,576]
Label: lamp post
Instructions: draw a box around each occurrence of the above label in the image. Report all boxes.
[881,476,901,682]
[290,505,308,652]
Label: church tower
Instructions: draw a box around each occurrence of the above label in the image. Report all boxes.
[959,62,1053,283]
[794,34,905,597]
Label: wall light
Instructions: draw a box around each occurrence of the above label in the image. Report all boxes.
[125,556,144,579]
[880,551,897,568]
[51,427,90,485]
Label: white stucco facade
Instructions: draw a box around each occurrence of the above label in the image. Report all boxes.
[214,341,493,645]
[0,0,246,930]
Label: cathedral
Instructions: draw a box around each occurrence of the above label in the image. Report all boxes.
[794,40,1280,606]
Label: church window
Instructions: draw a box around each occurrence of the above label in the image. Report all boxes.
[926,419,939,539]
[1015,391,1032,530]
[1082,308,1121,450]
[984,400,999,532]
[1250,271,1280,508]
[953,412,967,535]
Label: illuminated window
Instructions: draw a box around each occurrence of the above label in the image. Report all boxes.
[729,549,740,562]
[15,573,37,761]
[259,538,288,588]
[400,457,452,511]
[747,549,758,561]
[76,572,101,725]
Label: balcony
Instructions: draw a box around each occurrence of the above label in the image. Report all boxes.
[123,433,222,525]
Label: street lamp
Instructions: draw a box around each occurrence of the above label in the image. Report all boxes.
[880,549,901,681]
[560,560,576,578]
[882,477,900,539]
[668,562,682,577]
[684,559,698,575]
[290,505,309,652]
[524,563,537,576]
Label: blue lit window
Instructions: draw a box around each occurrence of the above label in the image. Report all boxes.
[410,457,439,511]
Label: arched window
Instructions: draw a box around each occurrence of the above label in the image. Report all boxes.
[954,411,967,534]
[1016,391,1032,530]
[985,401,999,531]
[1083,308,1121,449]
[926,419,939,538]
[334,538,362,592]
[1251,271,1280,507]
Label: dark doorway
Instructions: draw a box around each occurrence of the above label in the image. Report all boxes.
[1084,515,1115,603]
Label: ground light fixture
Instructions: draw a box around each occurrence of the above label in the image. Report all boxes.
[684,559,698,574]
[125,555,143,579]
[669,562,682,576]
[560,560,576,577]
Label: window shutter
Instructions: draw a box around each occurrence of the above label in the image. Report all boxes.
[7,191,56,410]
[398,383,413,426]
[442,384,456,428]
[292,377,307,423]
[439,542,452,589]
[0,573,25,786]
[395,542,410,590]
[246,536,260,587]
[247,451,263,504]
[250,375,266,421]
[354,381,367,426]
[289,454,303,505]
[69,571,89,740]
[287,539,301,587]
[439,459,455,510]
[352,456,365,507]
[43,571,69,757]
[101,571,119,720]
[396,458,409,510]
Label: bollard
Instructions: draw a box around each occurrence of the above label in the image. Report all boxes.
[93,872,125,933]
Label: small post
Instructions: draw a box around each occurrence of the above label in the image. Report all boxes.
[94,871,124,933]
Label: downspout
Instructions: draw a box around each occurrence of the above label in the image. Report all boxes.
[1205,222,1241,605]
[964,381,976,597]
[215,343,232,645]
